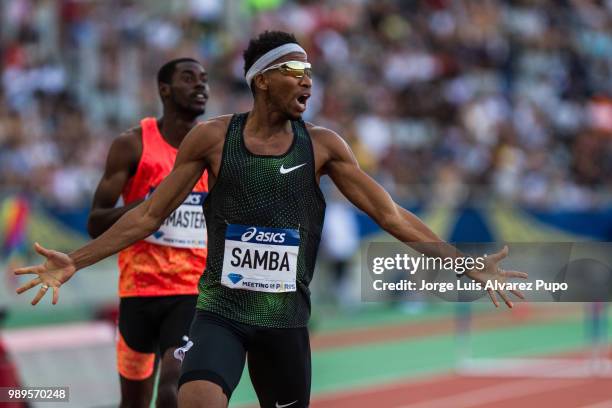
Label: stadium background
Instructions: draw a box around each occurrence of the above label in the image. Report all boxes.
[1,0,611,407]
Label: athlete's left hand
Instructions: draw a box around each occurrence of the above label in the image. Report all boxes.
[464,245,528,308]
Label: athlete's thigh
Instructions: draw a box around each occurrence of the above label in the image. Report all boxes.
[118,297,159,351]
[158,295,197,355]
[117,297,159,381]
[248,327,311,408]
[179,310,248,401]
[157,296,197,403]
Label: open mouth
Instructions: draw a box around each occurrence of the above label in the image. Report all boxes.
[296,93,310,109]
[193,93,208,102]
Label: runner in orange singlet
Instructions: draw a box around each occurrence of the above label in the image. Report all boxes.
[87,58,209,408]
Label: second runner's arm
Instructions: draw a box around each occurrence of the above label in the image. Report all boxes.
[87,129,143,238]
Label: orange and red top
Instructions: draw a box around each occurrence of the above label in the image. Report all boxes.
[118,118,208,297]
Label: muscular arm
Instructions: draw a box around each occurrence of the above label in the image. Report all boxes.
[87,130,142,238]
[14,120,227,305]
[312,127,528,308]
[316,128,455,257]
[70,122,219,271]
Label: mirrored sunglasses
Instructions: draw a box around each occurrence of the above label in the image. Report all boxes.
[260,61,312,79]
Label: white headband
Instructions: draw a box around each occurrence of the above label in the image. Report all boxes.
[245,43,307,89]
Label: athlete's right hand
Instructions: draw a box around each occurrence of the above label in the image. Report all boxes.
[13,243,77,305]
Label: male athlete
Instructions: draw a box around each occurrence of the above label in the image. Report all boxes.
[87,58,209,408]
[14,31,527,408]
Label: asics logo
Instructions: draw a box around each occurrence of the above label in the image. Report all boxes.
[275,401,298,408]
[241,227,257,241]
[279,163,306,174]
[183,193,203,205]
[240,227,286,244]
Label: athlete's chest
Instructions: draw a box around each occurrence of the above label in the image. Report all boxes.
[242,118,302,154]
[225,156,311,192]
[243,134,293,156]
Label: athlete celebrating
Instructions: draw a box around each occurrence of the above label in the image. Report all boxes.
[87,58,209,408]
[14,31,527,408]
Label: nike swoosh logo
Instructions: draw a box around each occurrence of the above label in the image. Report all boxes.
[275,401,298,408]
[279,163,306,174]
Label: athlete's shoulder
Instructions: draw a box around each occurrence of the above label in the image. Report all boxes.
[197,115,233,135]
[304,122,333,135]
[117,125,143,154]
[305,122,343,140]
[116,125,142,146]
[178,115,232,161]
[188,115,232,145]
[305,122,350,155]
[105,126,142,170]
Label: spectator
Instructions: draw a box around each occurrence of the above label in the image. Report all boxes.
[0,0,610,212]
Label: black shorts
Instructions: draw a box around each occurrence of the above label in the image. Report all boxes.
[118,295,197,358]
[178,310,311,408]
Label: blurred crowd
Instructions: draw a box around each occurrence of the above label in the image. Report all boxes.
[1,0,612,211]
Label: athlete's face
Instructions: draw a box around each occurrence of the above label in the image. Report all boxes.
[167,62,209,116]
[259,52,312,120]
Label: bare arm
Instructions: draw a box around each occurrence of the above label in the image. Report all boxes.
[319,129,449,253]
[315,128,527,307]
[71,158,203,268]
[87,130,142,238]
[14,121,223,304]
[71,123,214,269]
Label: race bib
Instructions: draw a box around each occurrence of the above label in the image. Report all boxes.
[144,189,207,249]
[221,224,300,293]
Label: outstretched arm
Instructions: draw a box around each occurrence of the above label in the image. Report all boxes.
[320,130,446,246]
[14,122,219,304]
[71,132,207,270]
[87,129,142,238]
[317,128,527,307]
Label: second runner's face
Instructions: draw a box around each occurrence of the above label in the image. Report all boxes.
[169,62,209,116]
[263,52,312,120]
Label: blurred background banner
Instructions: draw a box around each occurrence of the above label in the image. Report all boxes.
[1,0,611,407]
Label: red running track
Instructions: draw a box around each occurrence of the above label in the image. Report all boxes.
[311,374,612,408]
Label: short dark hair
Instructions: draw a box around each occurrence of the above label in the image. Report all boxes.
[243,31,300,76]
[157,58,201,85]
